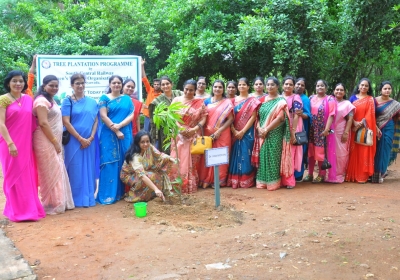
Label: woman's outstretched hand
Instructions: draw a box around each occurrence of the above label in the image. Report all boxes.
[155,189,165,201]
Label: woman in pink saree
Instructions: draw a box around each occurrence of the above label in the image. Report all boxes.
[170,80,207,194]
[281,76,303,188]
[33,75,74,215]
[0,71,45,222]
[304,80,337,183]
[198,80,234,188]
[326,83,355,183]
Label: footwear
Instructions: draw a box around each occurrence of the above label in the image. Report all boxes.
[312,175,325,183]
[286,185,295,189]
[295,177,303,182]
[303,174,313,182]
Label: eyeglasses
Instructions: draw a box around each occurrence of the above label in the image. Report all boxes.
[74,82,85,86]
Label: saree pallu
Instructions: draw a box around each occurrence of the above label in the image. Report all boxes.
[281,94,303,187]
[345,96,376,183]
[131,98,143,136]
[308,95,337,181]
[122,145,175,202]
[149,90,182,154]
[227,97,260,188]
[254,97,292,190]
[372,99,400,183]
[33,97,75,214]
[0,95,45,222]
[326,100,355,183]
[198,98,233,187]
[61,97,98,207]
[97,95,133,204]
[294,93,311,180]
[170,97,207,194]
[389,120,400,165]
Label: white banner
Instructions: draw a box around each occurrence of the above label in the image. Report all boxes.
[36,55,142,104]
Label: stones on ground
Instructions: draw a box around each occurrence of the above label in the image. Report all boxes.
[347,206,356,210]
[359,263,370,269]
[365,273,374,278]
[321,217,332,222]
[205,262,232,270]
[0,229,36,280]
[279,252,287,259]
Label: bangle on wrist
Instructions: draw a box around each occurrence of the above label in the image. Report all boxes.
[7,142,14,147]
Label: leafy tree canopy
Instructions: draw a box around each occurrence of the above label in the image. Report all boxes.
[0,0,399,95]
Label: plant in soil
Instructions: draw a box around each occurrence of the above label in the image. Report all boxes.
[153,101,186,203]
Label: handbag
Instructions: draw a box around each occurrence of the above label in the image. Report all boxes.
[355,118,373,146]
[190,124,212,155]
[291,96,308,146]
[62,97,73,145]
[320,137,331,170]
[294,130,308,146]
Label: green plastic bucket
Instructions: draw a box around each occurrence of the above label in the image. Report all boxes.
[134,202,147,218]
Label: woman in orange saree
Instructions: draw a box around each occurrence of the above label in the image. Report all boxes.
[345,78,377,183]
[170,80,207,194]
[198,80,234,188]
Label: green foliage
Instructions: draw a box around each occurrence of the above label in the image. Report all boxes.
[153,101,186,195]
[153,101,185,150]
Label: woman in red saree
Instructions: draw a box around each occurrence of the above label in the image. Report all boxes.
[198,80,234,188]
[345,78,377,183]
[170,80,207,194]
[122,79,143,136]
[0,71,45,222]
[227,78,260,188]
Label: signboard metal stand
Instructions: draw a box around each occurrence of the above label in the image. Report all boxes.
[205,147,229,208]
[213,165,220,207]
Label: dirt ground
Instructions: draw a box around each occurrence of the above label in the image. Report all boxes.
[1,162,400,280]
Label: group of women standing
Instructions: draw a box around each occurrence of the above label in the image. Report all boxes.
[0,70,140,222]
[166,76,400,196]
[1,69,399,222]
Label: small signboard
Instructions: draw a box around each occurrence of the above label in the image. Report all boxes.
[205,147,229,167]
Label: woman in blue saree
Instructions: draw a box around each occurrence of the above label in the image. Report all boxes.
[97,75,134,204]
[62,74,98,207]
[372,81,400,183]
[227,78,260,188]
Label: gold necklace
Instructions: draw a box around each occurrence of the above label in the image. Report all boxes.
[9,93,22,106]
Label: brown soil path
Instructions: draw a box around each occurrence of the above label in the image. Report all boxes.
[1,163,400,279]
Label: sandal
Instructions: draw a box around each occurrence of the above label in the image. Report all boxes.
[286,185,295,189]
[303,174,313,182]
[312,175,325,183]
